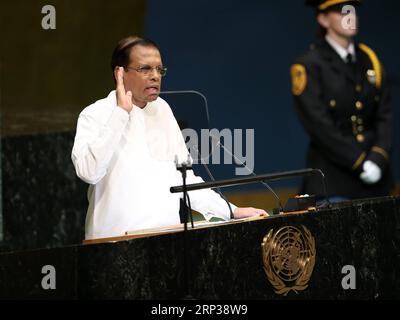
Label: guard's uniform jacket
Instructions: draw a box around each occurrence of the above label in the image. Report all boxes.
[291,39,393,198]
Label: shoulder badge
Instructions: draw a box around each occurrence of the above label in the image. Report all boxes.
[358,43,382,89]
[290,64,307,96]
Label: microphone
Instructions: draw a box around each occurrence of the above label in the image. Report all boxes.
[208,134,283,213]
[191,145,234,219]
[175,155,195,228]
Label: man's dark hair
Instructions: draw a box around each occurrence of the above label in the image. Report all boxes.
[110,36,160,80]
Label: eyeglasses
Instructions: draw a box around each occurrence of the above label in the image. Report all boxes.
[125,65,167,77]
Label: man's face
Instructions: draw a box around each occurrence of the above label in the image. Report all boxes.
[123,45,163,107]
[318,9,358,38]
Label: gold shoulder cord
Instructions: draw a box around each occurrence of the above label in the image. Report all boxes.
[358,43,382,89]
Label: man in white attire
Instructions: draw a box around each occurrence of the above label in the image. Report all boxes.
[72,36,267,240]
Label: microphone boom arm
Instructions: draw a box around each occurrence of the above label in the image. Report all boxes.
[170,168,327,200]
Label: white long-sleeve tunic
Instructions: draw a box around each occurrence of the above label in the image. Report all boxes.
[72,91,236,239]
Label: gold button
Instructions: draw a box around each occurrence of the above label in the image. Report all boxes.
[356,85,362,92]
[355,101,363,110]
[351,115,357,122]
[356,134,365,143]
[329,99,336,108]
[357,118,363,124]
[358,125,364,132]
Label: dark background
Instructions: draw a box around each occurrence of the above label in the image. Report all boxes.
[145,0,400,183]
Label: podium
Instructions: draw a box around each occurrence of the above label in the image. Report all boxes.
[82,215,266,245]
[0,196,399,299]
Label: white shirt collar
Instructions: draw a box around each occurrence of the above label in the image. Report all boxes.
[325,35,356,62]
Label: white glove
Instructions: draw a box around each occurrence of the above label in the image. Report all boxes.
[360,160,381,184]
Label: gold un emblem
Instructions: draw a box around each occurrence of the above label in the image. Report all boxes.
[261,225,316,296]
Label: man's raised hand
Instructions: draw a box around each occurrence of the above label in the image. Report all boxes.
[116,67,133,113]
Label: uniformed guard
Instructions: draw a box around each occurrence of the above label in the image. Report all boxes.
[291,0,393,200]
